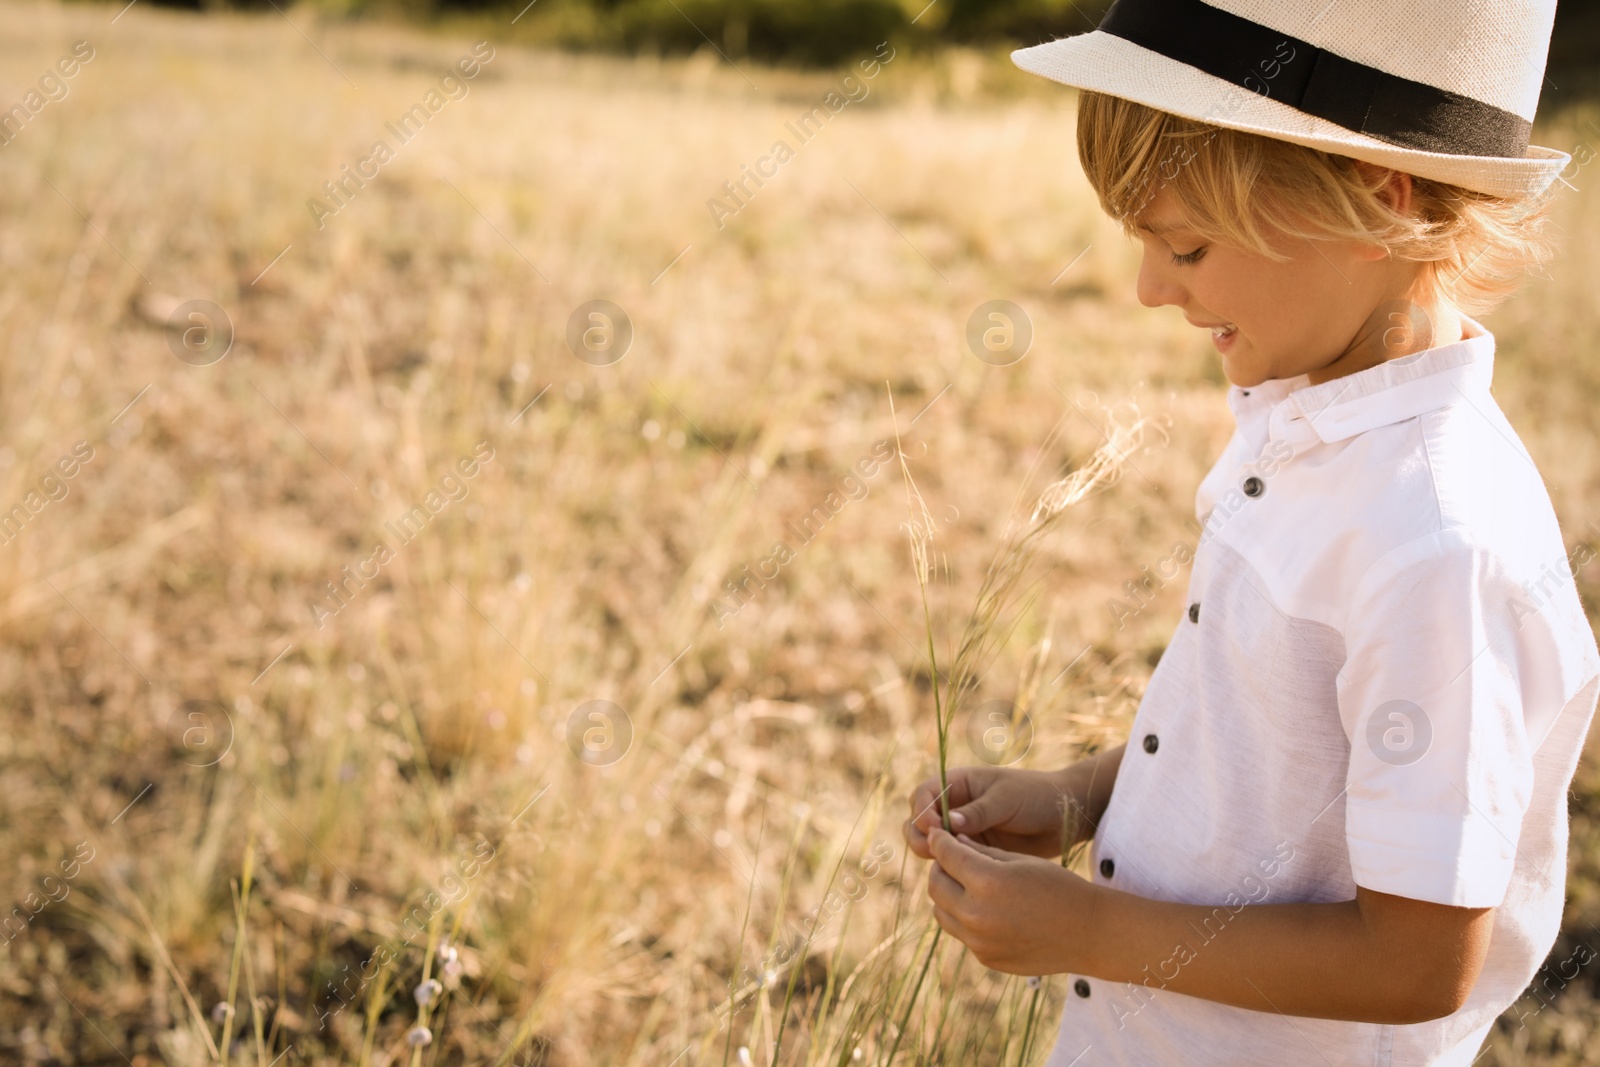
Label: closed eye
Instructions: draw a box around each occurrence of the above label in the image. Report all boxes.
[1170,246,1207,266]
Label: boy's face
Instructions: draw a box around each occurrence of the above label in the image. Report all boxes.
[1131,189,1401,388]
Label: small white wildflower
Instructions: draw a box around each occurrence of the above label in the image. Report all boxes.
[414,978,443,1006]
[761,969,777,988]
[407,1025,433,1047]
[210,1001,233,1024]
[737,1048,753,1067]
[442,957,464,989]
[852,1049,864,1061]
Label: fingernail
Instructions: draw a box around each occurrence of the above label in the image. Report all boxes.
[949,812,966,829]
[957,833,973,844]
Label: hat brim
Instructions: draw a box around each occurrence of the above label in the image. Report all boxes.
[1012,31,1569,199]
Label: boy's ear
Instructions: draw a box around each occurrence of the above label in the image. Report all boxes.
[1355,161,1414,217]
[1350,162,1413,262]
[1381,171,1414,216]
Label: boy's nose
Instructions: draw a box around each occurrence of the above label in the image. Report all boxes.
[1135,250,1185,309]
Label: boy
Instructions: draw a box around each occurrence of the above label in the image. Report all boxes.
[904,1,1600,1063]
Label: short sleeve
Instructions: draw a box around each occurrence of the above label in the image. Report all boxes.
[1336,529,1553,909]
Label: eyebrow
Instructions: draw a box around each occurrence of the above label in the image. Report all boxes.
[1136,220,1184,235]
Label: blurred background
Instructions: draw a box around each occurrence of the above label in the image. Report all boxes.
[0,0,1597,1063]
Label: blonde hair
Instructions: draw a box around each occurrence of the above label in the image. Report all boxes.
[1074,90,1556,315]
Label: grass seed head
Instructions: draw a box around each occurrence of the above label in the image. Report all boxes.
[1031,408,1147,524]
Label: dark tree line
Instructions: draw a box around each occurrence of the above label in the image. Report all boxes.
[134,0,1600,79]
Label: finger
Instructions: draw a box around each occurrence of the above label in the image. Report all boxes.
[946,784,999,833]
[908,786,939,831]
[914,770,982,828]
[903,818,932,860]
[909,773,961,810]
[945,776,1005,833]
[926,859,965,909]
[928,826,993,887]
[911,780,961,831]
[956,834,1025,863]
[931,903,968,943]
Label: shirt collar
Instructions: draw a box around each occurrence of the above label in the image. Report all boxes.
[1225,318,1496,449]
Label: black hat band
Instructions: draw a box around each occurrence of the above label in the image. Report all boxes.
[1098,0,1533,159]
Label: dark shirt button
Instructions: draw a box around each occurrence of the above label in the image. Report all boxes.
[1241,390,1250,396]
[1243,475,1265,498]
[1142,733,1159,754]
[1074,978,1091,998]
[1188,602,1200,624]
[1099,857,1115,879]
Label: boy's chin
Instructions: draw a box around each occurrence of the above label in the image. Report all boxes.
[1220,352,1272,390]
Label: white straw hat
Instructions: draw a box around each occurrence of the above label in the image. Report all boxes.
[1010,0,1569,197]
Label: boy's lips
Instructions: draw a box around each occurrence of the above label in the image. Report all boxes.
[1187,318,1239,349]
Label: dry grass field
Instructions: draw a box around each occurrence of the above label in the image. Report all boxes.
[0,3,1598,1064]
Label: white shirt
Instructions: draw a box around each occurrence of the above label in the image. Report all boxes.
[1046,322,1600,1067]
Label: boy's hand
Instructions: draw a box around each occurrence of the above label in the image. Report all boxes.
[925,826,1094,976]
[903,765,1081,861]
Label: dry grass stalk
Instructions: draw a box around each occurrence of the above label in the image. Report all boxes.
[887,389,1144,1063]
[891,389,1147,831]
